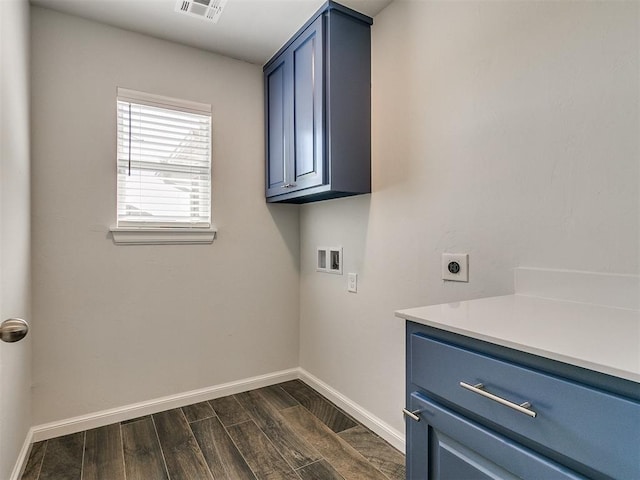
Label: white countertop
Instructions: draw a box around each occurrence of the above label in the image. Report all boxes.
[396,294,640,383]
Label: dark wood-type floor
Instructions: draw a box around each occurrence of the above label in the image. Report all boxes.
[21,380,405,480]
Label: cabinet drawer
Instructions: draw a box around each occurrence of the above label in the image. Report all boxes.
[409,333,640,479]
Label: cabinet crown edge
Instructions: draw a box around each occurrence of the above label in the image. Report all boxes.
[263,0,373,71]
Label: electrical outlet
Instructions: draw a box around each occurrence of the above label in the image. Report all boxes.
[348,273,358,293]
[442,253,469,282]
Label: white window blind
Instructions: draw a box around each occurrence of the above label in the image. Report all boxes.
[116,88,212,228]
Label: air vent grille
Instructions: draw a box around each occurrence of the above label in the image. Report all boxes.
[175,0,228,23]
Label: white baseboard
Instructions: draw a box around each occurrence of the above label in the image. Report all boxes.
[299,368,405,453]
[18,365,405,475]
[31,368,299,442]
[10,428,34,480]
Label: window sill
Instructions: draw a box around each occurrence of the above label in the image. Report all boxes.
[110,226,217,245]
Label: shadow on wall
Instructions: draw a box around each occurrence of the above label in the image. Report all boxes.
[299,194,372,277]
[267,203,301,271]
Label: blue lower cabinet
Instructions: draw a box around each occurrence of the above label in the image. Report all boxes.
[405,322,640,480]
[406,393,585,480]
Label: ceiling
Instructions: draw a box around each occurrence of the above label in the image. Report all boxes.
[30,0,393,65]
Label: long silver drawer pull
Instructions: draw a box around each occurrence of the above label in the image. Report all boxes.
[460,382,537,418]
[402,408,421,422]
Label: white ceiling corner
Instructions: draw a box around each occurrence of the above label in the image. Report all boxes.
[29,0,394,65]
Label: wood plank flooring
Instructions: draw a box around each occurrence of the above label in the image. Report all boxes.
[21,380,405,480]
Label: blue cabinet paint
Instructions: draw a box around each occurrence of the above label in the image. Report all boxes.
[264,1,372,204]
[265,56,287,198]
[264,16,324,198]
[405,322,640,480]
[408,393,585,480]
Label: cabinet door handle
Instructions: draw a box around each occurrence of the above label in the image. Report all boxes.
[402,408,421,422]
[460,382,537,418]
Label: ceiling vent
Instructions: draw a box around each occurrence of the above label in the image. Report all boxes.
[175,0,228,23]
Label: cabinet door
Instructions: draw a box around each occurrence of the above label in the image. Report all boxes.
[289,15,324,192]
[264,55,290,197]
[407,393,585,480]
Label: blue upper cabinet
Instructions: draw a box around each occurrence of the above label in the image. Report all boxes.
[264,1,372,203]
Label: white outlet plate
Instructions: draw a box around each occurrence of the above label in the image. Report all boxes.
[317,247,343,275]
[348,273,358,293]
[442,253,469,282]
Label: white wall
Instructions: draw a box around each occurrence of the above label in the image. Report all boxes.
[300,0,639,439]
[0,0,32,476]
[31,7,300,425]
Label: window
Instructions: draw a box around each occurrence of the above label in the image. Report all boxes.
[111,88,215,244]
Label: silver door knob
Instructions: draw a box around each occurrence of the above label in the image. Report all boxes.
[0,318,29,343]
